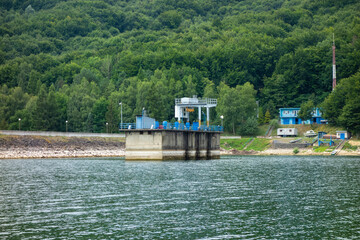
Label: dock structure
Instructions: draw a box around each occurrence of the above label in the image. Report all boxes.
[123,96,221,160]
[125,129,220,160]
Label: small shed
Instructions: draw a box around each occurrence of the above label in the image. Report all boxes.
[336,131,350,140]
[277,128,298,137]
[136,115,156,129]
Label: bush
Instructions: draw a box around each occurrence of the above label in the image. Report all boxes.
[293,147,299,154]
[270,119,279,128]
[241,116,258,136]
[343,142,358,151]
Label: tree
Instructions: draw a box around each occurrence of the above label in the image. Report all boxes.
[299,100,314,123]
[323,72,360,136]
[92,97,108,133]
[203,79,217,99]
[257,107,264,125]
[105,92,121,133]
[67,78,96,132]
[31,84,49,130]
[264,109,271,124]
[242,116,258,136]
[339,98,360,135]
[25,5,35,15]
[158,10,182,29]
[217,82,257,134]
[46,84,60,131]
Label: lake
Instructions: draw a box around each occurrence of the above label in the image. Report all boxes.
[1,156,359,239]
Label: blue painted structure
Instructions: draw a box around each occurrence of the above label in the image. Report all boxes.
[318,135,334,147]
[120,123,136,129]
[136,115,156,129]
[279,108,325,125]
[318,131,327,138]
[121,118,223,132]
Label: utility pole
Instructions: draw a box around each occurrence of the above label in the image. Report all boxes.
[119,102,123,130]
[332,33,336,91]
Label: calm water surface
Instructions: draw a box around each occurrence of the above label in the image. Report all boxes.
[1,156,360,239]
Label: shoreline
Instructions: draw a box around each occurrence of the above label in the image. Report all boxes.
[220,148,360,156]
[1,135,359,159]
[0,135,126,159]
[0,148,125,159]
[1,147,359,160]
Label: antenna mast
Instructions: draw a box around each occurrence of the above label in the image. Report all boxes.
[332,33,336,91]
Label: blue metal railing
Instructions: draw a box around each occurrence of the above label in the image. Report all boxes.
[120,122,223,132]
[158,122,223,132]
[119,123,136,130]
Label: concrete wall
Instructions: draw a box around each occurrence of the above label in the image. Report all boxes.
[125,130,220,160]
[273,140,311,149]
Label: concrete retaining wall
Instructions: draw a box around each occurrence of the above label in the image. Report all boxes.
[273,140,311,149]
[125,130,220,160]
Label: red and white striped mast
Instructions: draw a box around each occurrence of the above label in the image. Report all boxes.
[332,33,336,91]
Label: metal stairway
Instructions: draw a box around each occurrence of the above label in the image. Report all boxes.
[331,139,347,155]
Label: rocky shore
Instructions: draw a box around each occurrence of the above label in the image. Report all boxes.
[0,135,125,159]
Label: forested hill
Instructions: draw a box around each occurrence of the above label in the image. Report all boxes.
[0,0,360,134]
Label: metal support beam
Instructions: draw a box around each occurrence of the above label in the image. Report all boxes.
[178,107,181,123]
[198,107,201,126]
[206,107,210,126]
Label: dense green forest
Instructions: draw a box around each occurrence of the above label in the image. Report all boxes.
[0,0,359,134]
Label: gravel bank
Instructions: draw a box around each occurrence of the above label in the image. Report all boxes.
[0,135,125,159]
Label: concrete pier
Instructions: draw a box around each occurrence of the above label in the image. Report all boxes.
[125,129,220,160]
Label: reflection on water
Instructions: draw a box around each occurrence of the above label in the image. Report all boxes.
[1,156,360,239]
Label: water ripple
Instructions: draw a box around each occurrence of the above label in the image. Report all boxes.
[1,156,360,239]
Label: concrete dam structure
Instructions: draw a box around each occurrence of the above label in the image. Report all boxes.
[125,129,220,160]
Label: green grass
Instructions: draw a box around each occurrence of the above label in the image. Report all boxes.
[313,146,328,152]
[220,138,252,150]
[221,138,272,151]
[246,138,271,151]
[257,124,270,136]
[343,142,358,151]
